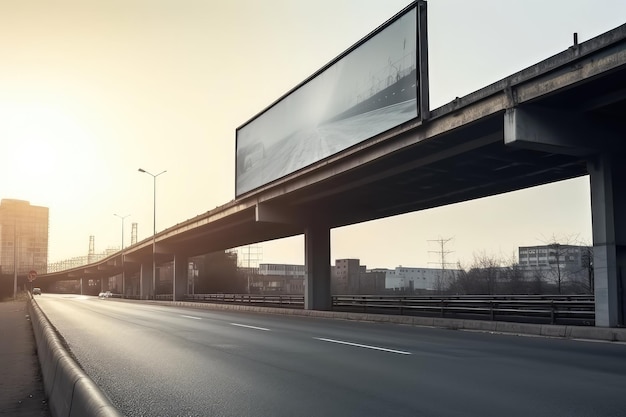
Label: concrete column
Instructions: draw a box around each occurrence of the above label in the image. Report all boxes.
[140,261,153,300]
[121,265,126,298]
[304,222,331,310]
[588,153,626,327]
[173,253,188,302]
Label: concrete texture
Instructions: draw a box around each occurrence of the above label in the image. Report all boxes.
[0,296,50,416]
[27,296,123,417]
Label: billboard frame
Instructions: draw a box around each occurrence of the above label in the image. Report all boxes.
[235,1,429,198]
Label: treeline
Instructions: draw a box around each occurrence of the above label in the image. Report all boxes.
[166,248,594,297]
[439,252,593,295]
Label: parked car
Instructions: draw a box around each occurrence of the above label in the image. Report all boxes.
[32,287,42,295]
[99,291,112,299]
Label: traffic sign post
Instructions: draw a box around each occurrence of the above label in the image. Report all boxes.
[28,270,37,293]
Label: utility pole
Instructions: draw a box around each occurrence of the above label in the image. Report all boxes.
[428,237,455,294]
[13,222,18,300]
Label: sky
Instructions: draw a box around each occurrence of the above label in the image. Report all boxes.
[1,0,625,270]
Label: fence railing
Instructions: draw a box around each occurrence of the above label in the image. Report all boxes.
[332,294,594,325]
[184,293,304,307]
[179,293,594,325]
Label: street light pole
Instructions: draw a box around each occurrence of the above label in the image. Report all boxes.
[13,222,18,300]
[114,213,130,297]
[138,168,166,299]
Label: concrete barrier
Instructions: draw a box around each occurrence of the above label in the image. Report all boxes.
[28,298,123,417]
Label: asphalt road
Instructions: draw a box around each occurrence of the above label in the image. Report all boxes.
[36,294,626,417]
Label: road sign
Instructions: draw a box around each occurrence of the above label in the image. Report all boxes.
[28,270,37,282]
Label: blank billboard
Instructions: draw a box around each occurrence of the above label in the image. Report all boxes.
[236,3,421,197]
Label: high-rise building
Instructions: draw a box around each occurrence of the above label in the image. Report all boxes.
[0,199,49,276]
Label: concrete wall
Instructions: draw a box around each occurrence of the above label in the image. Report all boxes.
[28,296,122,417]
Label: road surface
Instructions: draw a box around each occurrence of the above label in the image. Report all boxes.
[36,294,626,417]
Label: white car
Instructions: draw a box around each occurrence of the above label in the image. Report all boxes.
[98,291,112,299]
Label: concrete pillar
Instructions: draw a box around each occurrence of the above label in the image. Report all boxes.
[505,106,624,327]
[173,253,188,302]
[304,222,331,310]
[588,153,626,327]
[127,272,139,298]
[140,261,153,300]
[121,266,126,298]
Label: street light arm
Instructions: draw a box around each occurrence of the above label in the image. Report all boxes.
[138,168,166,178]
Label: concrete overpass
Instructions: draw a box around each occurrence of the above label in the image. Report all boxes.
[40,23,626,327]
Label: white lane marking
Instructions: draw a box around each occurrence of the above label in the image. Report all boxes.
[230,323,271,331]
[314,337,411,355]
[181,315,202,320]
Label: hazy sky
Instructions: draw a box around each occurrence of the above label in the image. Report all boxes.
[2,0,625,270]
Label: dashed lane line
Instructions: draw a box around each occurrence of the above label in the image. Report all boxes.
[230,323,271,331]
[314,337,411,355]
[181,315,202,320]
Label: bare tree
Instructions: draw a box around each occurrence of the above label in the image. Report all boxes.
[581,245,594,294]
[539,234,592,294]
[500,253,526,294]
[473,251,501,294]
[447,252,505,295]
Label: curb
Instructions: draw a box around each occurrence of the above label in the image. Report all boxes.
[28,298,123,417]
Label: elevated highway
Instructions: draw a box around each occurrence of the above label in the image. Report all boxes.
[40,23,626,327]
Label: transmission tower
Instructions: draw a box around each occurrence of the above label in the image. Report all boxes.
[428,237,455,293]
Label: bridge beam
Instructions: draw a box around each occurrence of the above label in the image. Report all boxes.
[504,106,613,156]
[304,222,331,310]
[588,153,626,327]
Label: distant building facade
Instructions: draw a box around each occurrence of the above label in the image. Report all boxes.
[251,263,305,293]
[245,260,457,295]
[247,260,388,295]
[231,259,463,295]
[372,266,459,292]
[331,259,386,294]
[518,244,592,291]
[518,244,590,269]
[0,199,49,276]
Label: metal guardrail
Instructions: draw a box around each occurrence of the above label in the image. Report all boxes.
[180,293,595,325]
[332,295,595,325]
[184,293,304,307]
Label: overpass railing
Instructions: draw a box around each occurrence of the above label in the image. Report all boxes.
[180,294,594,326]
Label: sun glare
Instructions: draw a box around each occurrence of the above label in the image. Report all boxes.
[1,100,94,202]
